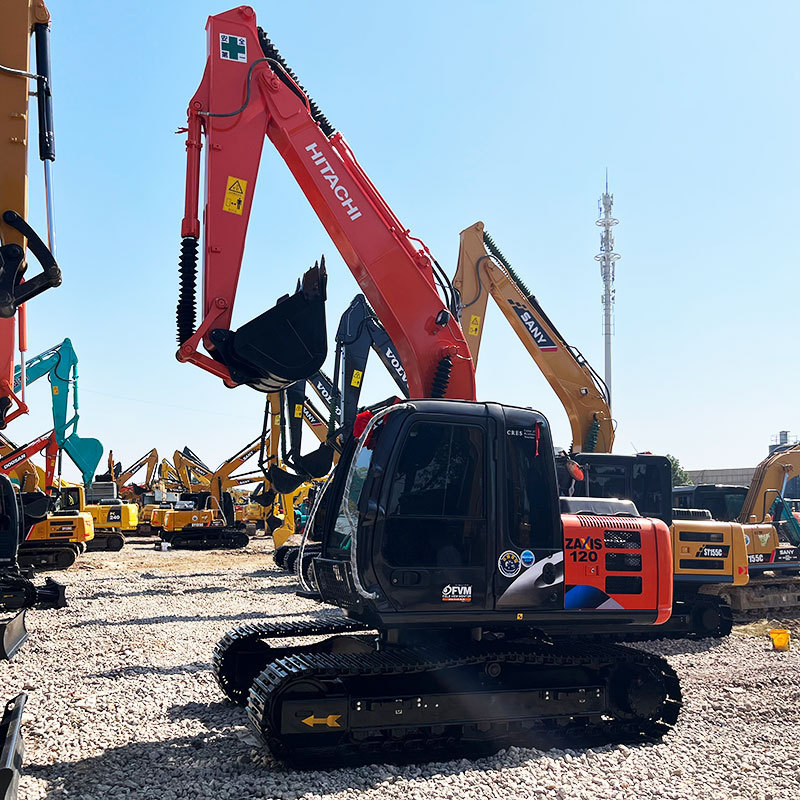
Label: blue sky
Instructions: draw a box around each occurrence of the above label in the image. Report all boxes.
[14,0,799,479]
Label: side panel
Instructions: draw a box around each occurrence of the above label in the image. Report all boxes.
[672,520,748,586]
[494,408,564,612]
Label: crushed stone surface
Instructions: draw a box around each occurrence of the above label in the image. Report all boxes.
[5,538,799,800]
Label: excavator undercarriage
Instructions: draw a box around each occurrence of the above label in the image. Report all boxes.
[214,613,681,767]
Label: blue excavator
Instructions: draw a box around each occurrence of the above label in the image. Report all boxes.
[12,337,103,485]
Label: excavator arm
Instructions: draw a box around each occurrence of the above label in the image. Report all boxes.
[0,430,58,488]
[173,450,212,489]
[0,0,63,430]
[740,443,800,527]
[453,222,613,453]
[12,337,102,483]
[113,448,159,492]
[177,7,474,401]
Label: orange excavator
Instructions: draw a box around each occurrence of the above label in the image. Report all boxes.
[174,6,681,766]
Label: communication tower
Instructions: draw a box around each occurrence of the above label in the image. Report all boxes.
[595,173,620,408]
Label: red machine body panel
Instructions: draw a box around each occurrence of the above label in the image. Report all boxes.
[561,514,672,624]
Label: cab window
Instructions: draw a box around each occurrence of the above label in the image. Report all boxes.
[506,433,558,549]
[383,422,485,567]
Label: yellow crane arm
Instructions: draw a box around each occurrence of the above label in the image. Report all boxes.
[173,450,212,488]
[159,458,181,487]
[114,447,159,490]
[453,221,614,453]
[739,443,800,524]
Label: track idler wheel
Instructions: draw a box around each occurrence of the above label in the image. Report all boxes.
[285,548,299,574]
[106,533,125,552]
[609,664,667,721]
[273,545,290,569]
[301,552,318,591]
[689,596,733,638]
[214,636,274,706]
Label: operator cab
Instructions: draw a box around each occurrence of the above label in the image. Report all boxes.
[564,453,674,525]
[313,400,672,634]
[672,485,748,523]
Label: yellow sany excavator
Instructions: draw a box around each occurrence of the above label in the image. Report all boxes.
[454,222,750,637]
[453,221,614,453]
[673,443,800,611]
[157,436,271,548]
[112,447,159,501]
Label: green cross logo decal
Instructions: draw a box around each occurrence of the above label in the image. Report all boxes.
[219,33,247,63]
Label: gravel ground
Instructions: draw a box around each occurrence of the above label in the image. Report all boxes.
[5,538,800,800]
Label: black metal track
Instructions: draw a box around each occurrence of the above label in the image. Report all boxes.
[213,615,681,766]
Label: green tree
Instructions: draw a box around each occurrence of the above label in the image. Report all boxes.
[666,454,691,486]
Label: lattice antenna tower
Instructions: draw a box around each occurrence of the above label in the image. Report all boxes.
[594,171,620,409]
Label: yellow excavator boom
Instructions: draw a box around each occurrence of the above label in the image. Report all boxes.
[453,221,614,453]
[739,443,800,524]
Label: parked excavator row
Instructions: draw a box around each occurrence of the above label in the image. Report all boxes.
[176,6,682,767]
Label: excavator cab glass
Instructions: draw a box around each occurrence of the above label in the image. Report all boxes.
[53,487,82,516]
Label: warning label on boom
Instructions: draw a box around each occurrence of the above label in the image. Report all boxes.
[223,176,247,215]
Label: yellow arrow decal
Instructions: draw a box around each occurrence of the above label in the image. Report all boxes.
[301,713,341,728]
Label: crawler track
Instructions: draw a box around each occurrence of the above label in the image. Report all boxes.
[214,614,682,766]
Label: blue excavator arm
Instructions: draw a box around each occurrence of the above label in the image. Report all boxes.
[13,338,102,484]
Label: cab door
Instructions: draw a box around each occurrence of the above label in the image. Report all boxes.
[372,416,490,612]
[494,408,564,612]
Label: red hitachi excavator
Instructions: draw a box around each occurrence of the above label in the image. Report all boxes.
[176,6,681,766]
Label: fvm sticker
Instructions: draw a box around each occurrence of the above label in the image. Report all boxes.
[507,299,557,351]
[441,584,472,602]
[520,549,535,567]
[498,550,521,578]
[220,33,247,62]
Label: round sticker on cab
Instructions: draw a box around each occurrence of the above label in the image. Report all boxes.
[520,549,535,568]
[498,550,522,578]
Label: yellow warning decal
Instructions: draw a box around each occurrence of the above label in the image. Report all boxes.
[52,386,59,395]
[223,175,247,215]
[516,613,524,621]
[294,404,303,418]
[350,369,363,388]
[468,314,481,336]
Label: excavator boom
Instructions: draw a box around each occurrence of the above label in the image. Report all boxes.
[12,337,102,483]
[177,8,474,401]
[0,0,62,432]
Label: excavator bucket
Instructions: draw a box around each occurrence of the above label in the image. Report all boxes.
[0,612,27,662]
[210,261,327,393]
[295,444,335,479]
[267,465,306,495]
[62,434,104,485]
[0,694,26,800]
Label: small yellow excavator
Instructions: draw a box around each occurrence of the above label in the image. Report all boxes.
[0,435,94,568]
[157,437,269,548]
[52,480,129,551]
